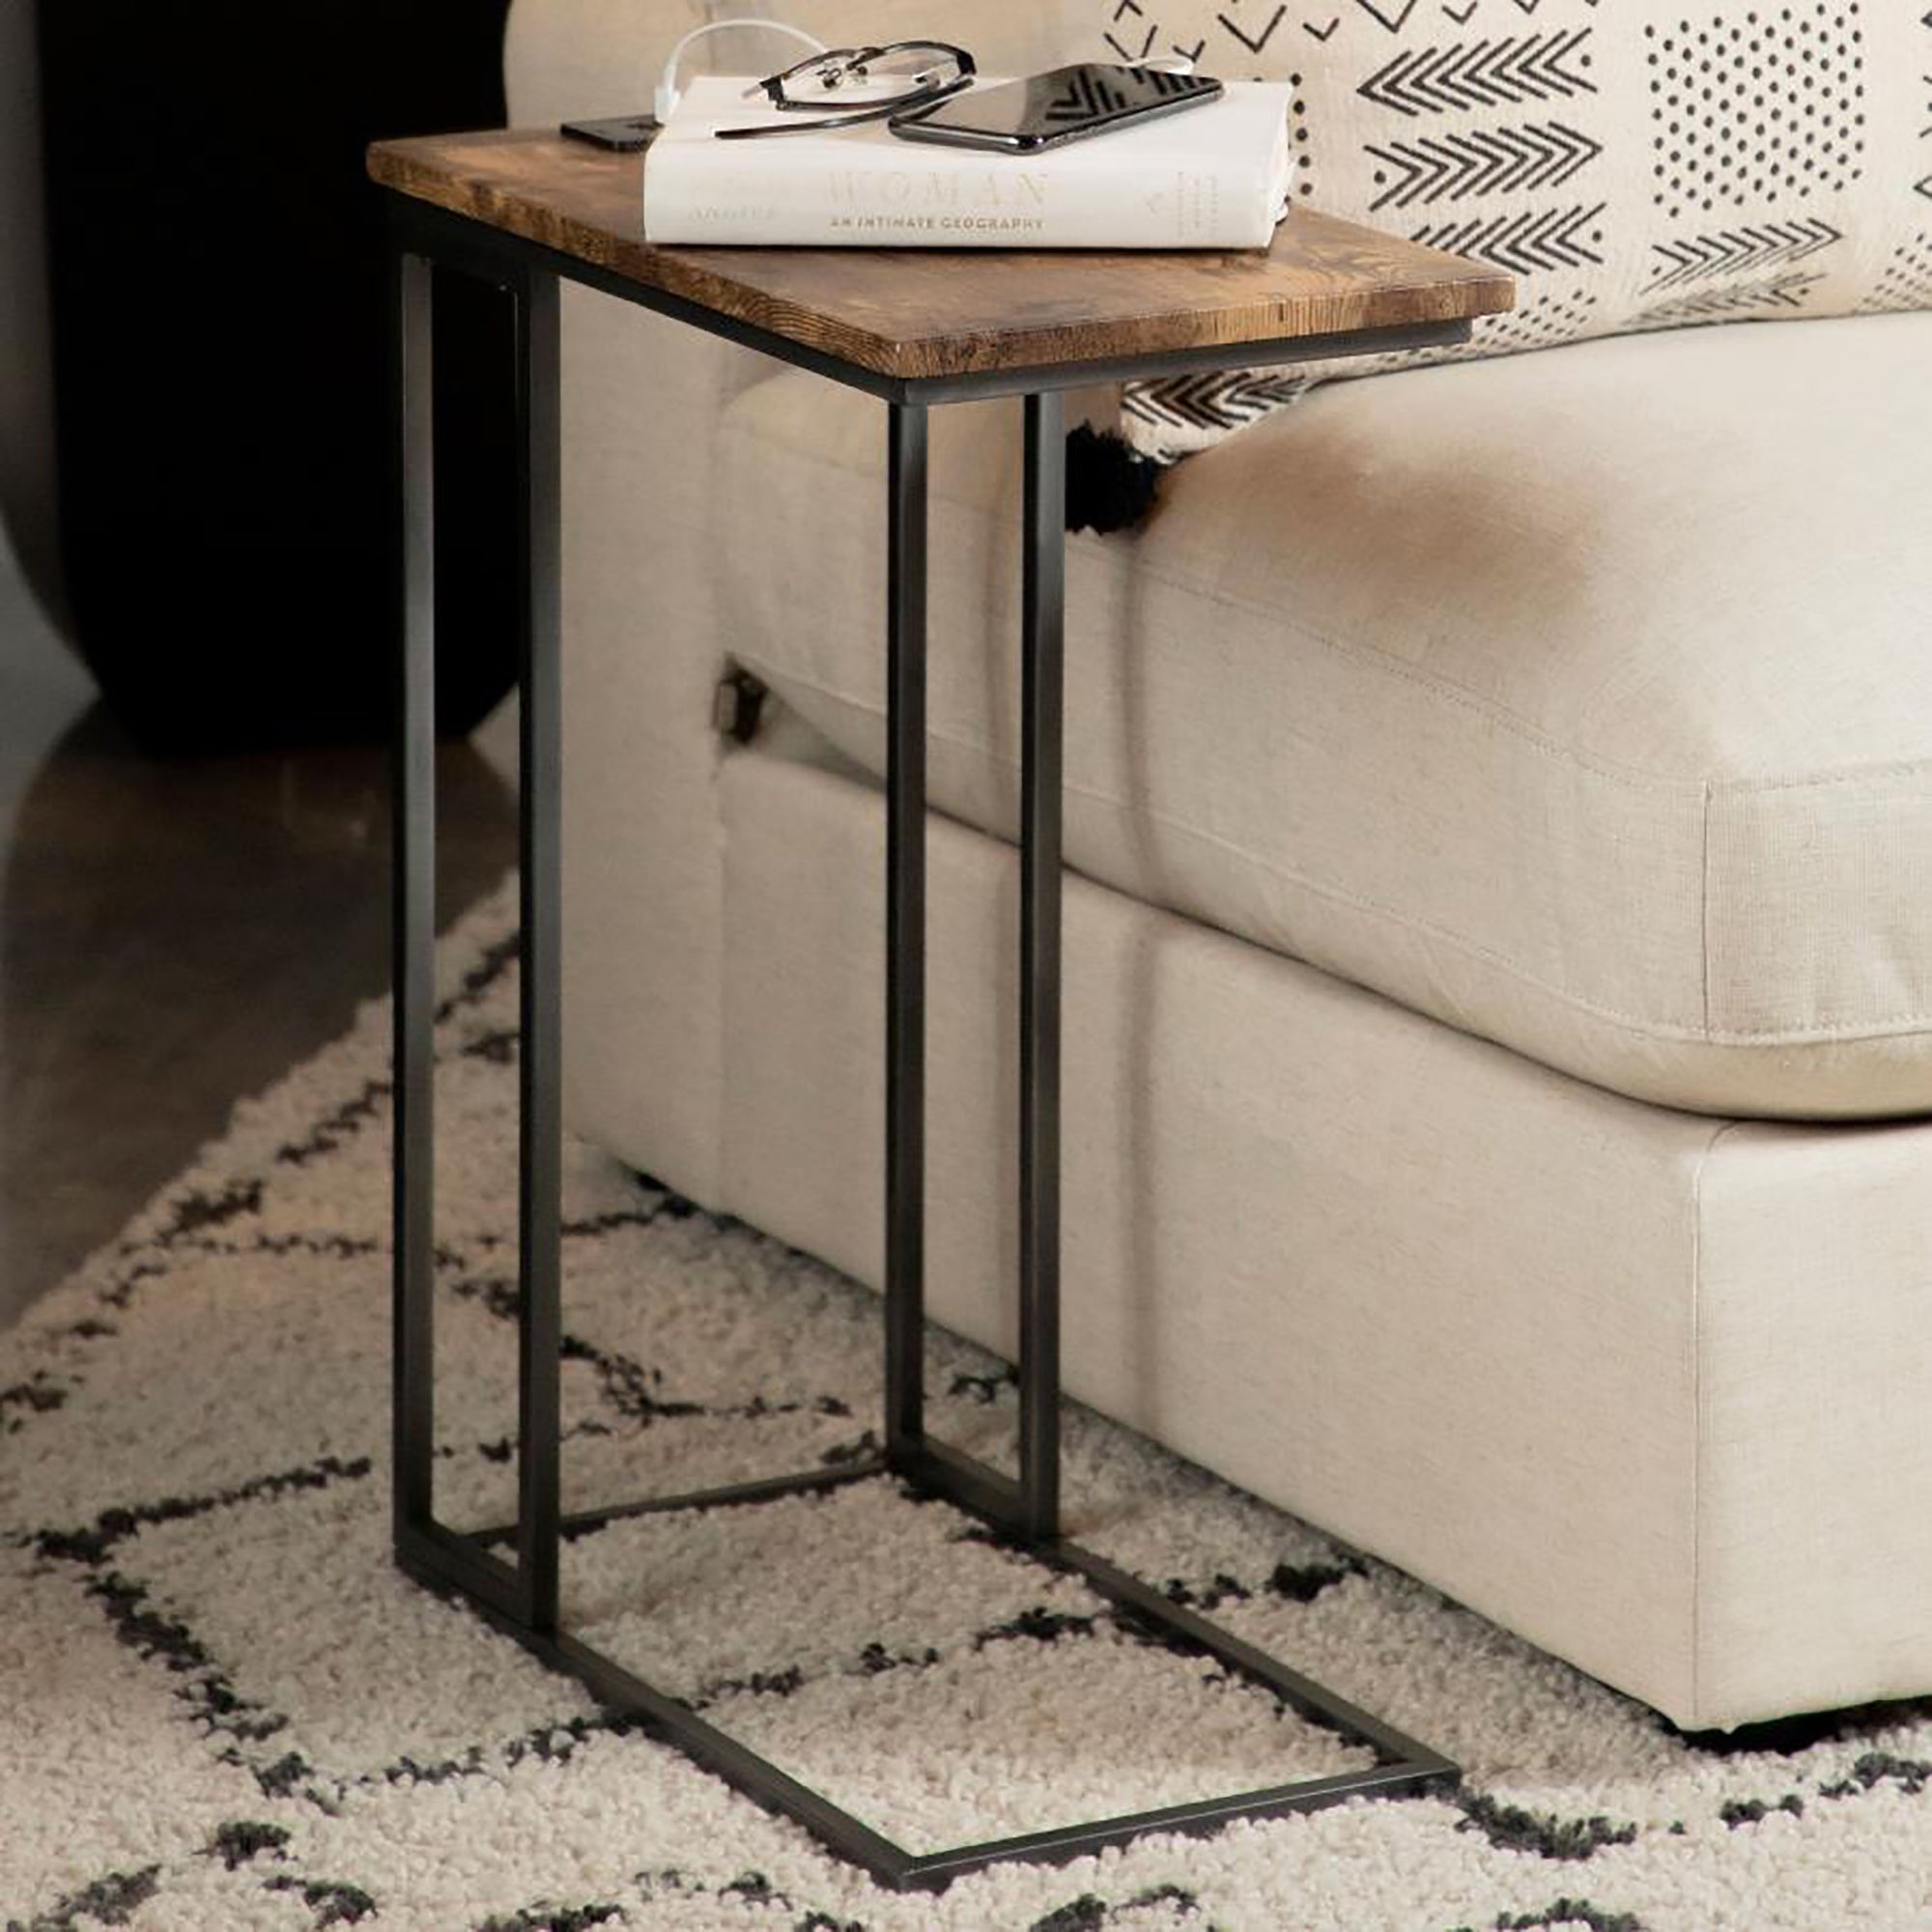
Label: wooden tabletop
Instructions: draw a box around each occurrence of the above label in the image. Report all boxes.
[368,129,1513,384]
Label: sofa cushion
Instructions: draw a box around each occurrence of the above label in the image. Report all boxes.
[715,312,1932,1119]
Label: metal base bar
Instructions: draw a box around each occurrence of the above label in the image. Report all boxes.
[403,1465,1455,1893]
[390,213,1460,1898]
[463,1459,888,1549]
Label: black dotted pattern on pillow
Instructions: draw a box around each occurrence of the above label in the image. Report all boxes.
[1861,235,1932,314]
[1644,3,1867,222]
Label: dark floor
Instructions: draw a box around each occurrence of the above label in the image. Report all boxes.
[0,551,518,1327]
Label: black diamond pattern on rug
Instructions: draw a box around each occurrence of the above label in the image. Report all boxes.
[7,878,1932,1928]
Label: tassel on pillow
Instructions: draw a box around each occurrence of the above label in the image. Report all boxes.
[1064,423,1165,535]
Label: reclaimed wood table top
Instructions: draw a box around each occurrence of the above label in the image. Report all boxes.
[368,129,1513,384]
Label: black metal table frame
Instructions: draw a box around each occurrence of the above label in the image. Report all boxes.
[386,190,1466,1891]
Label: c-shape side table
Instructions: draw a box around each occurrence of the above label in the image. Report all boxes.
[369,128,1514,1894]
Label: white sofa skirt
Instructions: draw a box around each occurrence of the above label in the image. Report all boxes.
[559,727,1930,1737]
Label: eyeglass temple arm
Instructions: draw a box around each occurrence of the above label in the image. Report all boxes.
[654,17,830,122]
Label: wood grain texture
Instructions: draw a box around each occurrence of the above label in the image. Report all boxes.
[368,130,1514,381]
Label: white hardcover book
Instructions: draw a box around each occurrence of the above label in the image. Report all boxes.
[642,75,1293,249]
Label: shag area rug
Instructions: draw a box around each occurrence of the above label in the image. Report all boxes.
[7,880,1932,1932]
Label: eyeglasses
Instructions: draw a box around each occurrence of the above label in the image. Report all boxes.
[714,41,976,140]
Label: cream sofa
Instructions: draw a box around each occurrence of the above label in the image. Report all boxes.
[506,0,1932,1732]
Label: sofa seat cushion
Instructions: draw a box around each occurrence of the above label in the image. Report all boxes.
[714,314,1932,1119]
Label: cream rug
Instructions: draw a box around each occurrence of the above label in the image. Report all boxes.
[7,881,1932,1932]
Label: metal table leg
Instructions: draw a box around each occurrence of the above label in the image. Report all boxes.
[513,263,565,1636]
[391,242,563,1631]
[391,247,437,1567]
[884,400,927,1465]
[877,389,1065,1545]
[1017,388,1065,1546]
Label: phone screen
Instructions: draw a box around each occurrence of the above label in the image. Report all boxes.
[903,65,1220,146]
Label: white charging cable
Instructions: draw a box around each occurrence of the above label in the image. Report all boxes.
[654,17,830,123]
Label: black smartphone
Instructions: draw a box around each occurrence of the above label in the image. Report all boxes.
[889,64,1223,155]
[560,115,659,153]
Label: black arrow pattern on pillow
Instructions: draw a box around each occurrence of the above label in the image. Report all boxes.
[1121,369,1312,434]
[1410,203,1605,271]
[1635,270,1826,328]
[1860,237,1932,312]
[1353,0,1422,30]
[1216,2,1288,51]
[1640,220,1841,292]
[1921,11,1930,194]
[1357,31,1596,116]
[1366,121,1602,208]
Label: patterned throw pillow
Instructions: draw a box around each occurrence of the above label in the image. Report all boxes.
[1056,0,1932,462]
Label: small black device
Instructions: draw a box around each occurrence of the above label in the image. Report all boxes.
[560,114,660,152]
[888,63,1222,154]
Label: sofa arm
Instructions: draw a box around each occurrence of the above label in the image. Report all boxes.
[502,2,779,1196]
[500,0,1085,1202]
[506,0,790,420]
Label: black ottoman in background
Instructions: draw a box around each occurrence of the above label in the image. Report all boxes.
[38,2,519,750]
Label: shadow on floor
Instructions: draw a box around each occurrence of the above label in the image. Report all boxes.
[0,702,516,1325]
